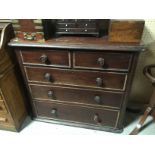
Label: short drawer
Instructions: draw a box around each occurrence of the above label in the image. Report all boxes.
[56,19,96,23]
[34,100,119,128]
[57,23,76,28]
[57,23,96,28]
[25,67,127,91]
[73,51,132,71]
[57,28,97,33]
[20,50,71,68]
[30,84,124,108]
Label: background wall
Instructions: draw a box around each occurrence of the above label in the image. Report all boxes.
[129,20,155,105]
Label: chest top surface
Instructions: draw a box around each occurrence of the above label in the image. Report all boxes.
[8,36,145,52]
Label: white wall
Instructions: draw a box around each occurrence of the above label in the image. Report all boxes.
[129,19,155,104]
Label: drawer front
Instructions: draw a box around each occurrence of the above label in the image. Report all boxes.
[0,101,7,114]
[73,51,132,71]
[57,23,76,28]
[57,23,96,28]
[56,19,96,23]
[20,50,71,68]
[25,67,127,91]
[57,28,97,33]
[34,100,119,128]
[30,84,124,108]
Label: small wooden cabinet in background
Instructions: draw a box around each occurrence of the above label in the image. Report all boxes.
[0,23,27,131]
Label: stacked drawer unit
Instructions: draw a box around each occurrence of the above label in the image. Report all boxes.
[14,44,139,132]
[54,19,99,36]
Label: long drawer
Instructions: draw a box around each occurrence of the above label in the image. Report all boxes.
[56,19,96,23]
[57,28,97,33]
[20,50,71,68]
[34,100,119,128]
[30,84,124,108]
[25,66,127,91]
[57,23,96,28]
[73,51,132,71]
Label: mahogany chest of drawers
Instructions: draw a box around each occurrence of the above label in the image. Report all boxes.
[9,36,144,132]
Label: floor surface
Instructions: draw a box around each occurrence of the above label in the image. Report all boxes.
[0,111,154,155]
[0,111,154,135]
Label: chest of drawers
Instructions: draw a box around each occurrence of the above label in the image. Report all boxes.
[9,36,144,132]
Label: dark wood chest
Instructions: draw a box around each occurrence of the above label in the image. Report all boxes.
[9,36,144,133]
[9,19,145,132]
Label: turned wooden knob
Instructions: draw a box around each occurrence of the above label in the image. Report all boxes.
[93,114,101,124]
[51,108,57,117]
[94,96,101,104]
[40,54,48,63]
[48,90,54,99]
[97,57,105,67]
[96,77,103,87]
[44,73,51,81]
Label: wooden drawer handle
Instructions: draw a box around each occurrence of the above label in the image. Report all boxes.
[93,114,102,124]
[44,73,52,82]
[40,54,48,64]
[48,90,55,99]
[94,96,101,104]
[97,58,105,67]
[0,117,7,122]
[96,77,103,87]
